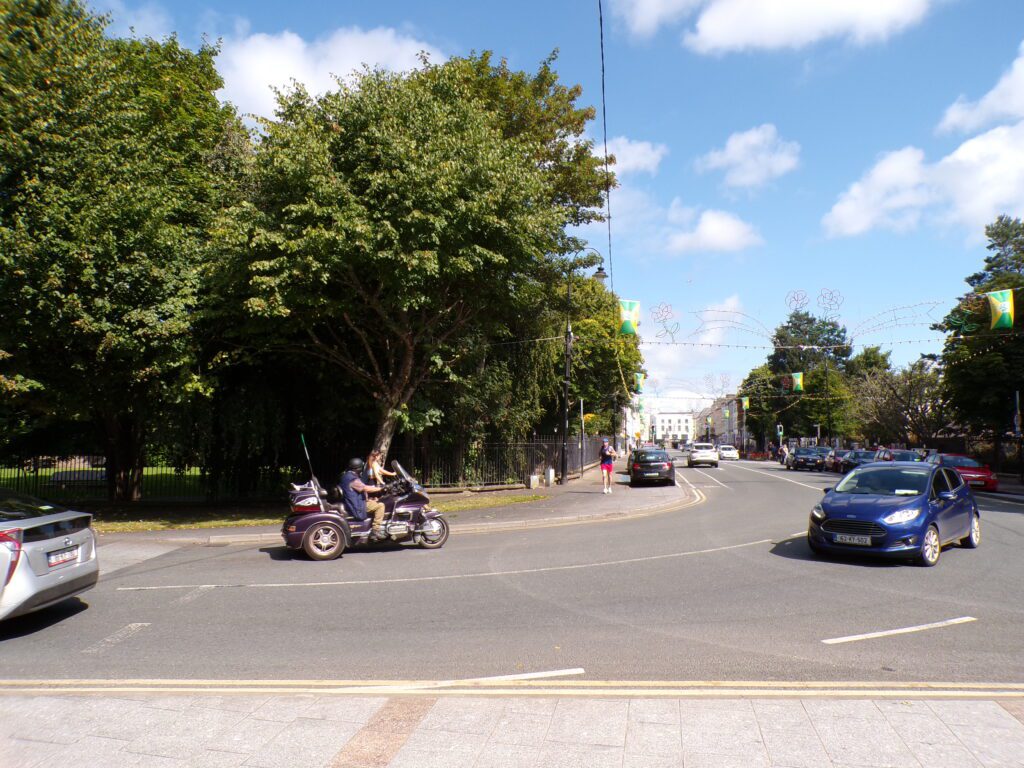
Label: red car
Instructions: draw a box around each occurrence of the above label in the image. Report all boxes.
[927,453,999,492]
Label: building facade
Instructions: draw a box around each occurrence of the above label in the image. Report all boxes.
[653,412,693,444]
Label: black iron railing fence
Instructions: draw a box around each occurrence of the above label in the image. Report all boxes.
[0,435,609,503]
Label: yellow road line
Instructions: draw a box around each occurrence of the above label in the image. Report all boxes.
[0,685,1021,699]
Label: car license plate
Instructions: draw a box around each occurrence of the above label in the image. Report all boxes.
[969,480,983,486]
[834,534,871,546]
[47,546,78,567]
[644,472,659,477]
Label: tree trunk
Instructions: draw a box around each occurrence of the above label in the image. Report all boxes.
[101,411,145,502]
[373,407,401,458]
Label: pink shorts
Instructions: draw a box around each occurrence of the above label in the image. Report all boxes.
[600,462,614,473]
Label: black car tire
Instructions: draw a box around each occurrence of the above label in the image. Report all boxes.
[807,534,822,555]
[302,522,345,561]
[917,524,941,567]
[960,514,981,549]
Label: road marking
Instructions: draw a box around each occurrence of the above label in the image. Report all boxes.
[81,623,151,655]
[117,537,773,593]
[674,470,696,489]
[170,585,214,606]
[2,681,1022,699]
[692,468,731,489]
[727,461,825,491]
[822,616,977,645]
[463,668,585,683]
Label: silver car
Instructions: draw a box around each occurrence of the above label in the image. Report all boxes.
[0,490,99,621]
[687,442,719,468]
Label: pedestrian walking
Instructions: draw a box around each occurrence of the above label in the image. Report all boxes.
[599,438,617,494]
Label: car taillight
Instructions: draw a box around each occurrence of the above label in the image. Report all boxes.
[632,464,641,471]
[0,528,23,587]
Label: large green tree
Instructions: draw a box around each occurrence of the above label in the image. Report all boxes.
[0,1,246,499]
[212,54,618,455]
[939,215,1024,451]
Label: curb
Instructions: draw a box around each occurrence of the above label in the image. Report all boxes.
[117,487,705,545]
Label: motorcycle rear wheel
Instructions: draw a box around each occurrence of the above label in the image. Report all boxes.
[303,522,345,560]
[419,517,449,549]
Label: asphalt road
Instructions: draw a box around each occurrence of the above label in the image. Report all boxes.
[3,454,1023,685]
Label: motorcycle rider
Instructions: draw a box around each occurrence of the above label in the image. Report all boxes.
[340,458,387,540]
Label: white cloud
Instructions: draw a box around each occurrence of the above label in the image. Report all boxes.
[613,0,935,52]
[696,124,800,188]
[822,147,930,237]
[218,26,443,118]
[611,0,705,38]
[667,210,763,252]
[605,136,669,176]
[684,0,933,54]
[93,0,172,39]
[939,40,1024,133]
[824,124,1024,239]
[934,122,1024,231]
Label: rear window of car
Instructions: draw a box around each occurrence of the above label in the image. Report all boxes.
[943,456,981,468]
[0,490,67,521]
[636,451,669,462]
[891,451,919,461]
[718,445,735,451]
[834,467,931,496]
[693,444,714,451]
[849,450,876,460]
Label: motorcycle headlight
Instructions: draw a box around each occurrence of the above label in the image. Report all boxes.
[811,504,826,521]
[883,507,921,525]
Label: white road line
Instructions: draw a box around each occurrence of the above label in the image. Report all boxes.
[822,616,977,645]
[81,623,151,655]
[674,470,696,489]
[170,585,215,606]
[692,468,731,489]
[727,461,825,491]
[117,538,774,593]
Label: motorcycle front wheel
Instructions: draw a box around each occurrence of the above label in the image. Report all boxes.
[418,517,449,549]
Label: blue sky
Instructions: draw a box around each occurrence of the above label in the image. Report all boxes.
[92,0,1024,403]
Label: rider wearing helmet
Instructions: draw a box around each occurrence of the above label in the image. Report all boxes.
[340,457,386,540]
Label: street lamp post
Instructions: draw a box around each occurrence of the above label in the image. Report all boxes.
[560,250,606,485]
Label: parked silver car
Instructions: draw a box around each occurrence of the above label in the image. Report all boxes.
[0,490,99,621]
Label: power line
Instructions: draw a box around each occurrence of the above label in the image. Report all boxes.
[597,0,613,294]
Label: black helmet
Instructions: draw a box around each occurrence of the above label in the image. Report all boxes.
[347,457,365,473]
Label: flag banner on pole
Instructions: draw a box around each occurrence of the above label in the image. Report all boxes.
[741,396,749,410]
[724,408,730,418]
[619,300,640,335]
[635,373,646,392]
[986,289,1015,329]
[706,415,713,424]
[792,372,804,392]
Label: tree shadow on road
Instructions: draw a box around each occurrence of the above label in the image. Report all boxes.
[769,536,904,569]
[0,597,89,640]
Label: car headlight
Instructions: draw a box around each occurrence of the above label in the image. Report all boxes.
[811,504,826,521]
[883,507,921,525]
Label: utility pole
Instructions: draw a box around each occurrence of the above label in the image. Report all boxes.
[824,354,833,446]
[560,278,572,485]
[1016,389,1022,483]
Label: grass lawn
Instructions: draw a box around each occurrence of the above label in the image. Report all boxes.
[90,493,546,533]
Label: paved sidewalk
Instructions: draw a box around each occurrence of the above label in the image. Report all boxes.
[3,691,1024,767]
[95,459,696,547]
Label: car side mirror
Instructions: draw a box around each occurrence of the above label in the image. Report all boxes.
[823,487,832,494]
[938,490,956,501]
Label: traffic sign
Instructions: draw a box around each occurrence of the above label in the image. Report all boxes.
[776,423,784,436]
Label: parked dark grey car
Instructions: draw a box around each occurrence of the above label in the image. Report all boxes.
[629,450,676,486]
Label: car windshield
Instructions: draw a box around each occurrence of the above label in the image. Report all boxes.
[943,456,981,468]
[718,445,734,451]
[835,450,849,457]
[693,444,714,451]
[636,451,669,462]
[794,448,816,456]
[849,450,876,460]
[834,467,931,496]
[0,490,67,521]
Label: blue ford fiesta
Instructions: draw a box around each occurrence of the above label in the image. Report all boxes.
[807,462,981,567]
